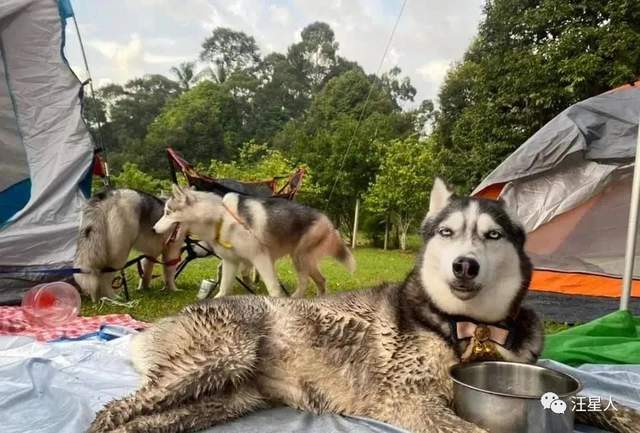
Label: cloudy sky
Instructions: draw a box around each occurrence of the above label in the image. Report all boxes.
[65,0,485,107]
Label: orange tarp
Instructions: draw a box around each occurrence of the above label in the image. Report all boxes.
[532,270,640,298]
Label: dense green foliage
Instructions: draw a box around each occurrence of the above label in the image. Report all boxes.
[89,1,640,245]
[365,137,437,250]
[433,0,640,192]
[143,81,243,176]
[111,163,172,195]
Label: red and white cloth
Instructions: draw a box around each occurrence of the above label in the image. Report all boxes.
[0,306,147,341]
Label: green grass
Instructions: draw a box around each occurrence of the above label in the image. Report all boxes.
[543,321,572,334]
[80,246,573,334]
[80,247,416,322]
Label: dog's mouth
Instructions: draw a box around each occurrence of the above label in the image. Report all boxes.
[449,281,482,300]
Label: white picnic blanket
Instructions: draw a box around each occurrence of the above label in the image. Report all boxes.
[1,335,638,433]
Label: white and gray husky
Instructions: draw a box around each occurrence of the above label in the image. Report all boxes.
[74,189,185,301]
[88,179,639,433]
[152,185,355,298]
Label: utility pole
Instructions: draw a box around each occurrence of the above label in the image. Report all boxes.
[383,214,389,250]
[351,198,360,249]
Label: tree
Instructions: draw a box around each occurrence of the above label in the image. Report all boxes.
[365,137,436,250]
[274,69,414,230]
[94,74,181,172]
[246,53,308,142]
[100,75,181,144]
[200,27,261,83]
[81,93,115,150]
[142,81,243,176]
[111,162,171,195]
[246,23,363,143]
[433,0,640,193]
[379,66,417,106]
[413,99,436,135]
[170,61,197,91]
[286,22,340,93]
[207,142,296,181]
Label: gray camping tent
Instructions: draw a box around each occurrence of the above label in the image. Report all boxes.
[474,83,640,301]
[0,0,94,303]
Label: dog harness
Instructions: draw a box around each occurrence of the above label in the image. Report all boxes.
[214,220,233,249]
[215,201,267,250]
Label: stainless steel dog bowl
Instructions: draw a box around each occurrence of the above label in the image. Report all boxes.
[450,361,582,433]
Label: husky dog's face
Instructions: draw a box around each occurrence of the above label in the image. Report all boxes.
[419,178,531,322]
[153,185,222,238]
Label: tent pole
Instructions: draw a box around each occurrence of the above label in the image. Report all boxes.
[72,14,111,187]
[620,116,640,311]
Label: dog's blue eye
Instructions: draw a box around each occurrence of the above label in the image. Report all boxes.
[438,227,453,237]
[486,230,502,240]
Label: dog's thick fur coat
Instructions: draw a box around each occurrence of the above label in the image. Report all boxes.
[74,189,184,301]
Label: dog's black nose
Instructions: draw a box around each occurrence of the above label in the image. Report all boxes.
[452,257,480,280]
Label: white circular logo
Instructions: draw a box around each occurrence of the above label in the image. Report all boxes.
[551,399,567,414]
[540,392,559,409]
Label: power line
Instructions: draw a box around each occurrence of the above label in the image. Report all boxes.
[324,0,408,210]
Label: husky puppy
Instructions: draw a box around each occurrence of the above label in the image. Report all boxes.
[88,178,550,433]
[152,185,355,298]
[74,189,185,301]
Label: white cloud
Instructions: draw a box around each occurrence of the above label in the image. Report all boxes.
[85,33,190,82]
[145,37,178,49]
[385,47,401,70]
[64,0,485,102]
[417,60,451,84]
[269,5,291,26]
[86,34,145,81]
[70,64,87,81]
[143,53,191,64]
[95,78,113,88]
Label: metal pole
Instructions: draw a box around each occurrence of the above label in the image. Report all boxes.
[351,199,360,249]
[620,116,640,310]
[383,214,389,250]
[72,15,111,186]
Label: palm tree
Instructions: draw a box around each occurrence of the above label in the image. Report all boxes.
[170,61,196,91]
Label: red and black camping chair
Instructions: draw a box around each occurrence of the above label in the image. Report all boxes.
[166,147,305,200]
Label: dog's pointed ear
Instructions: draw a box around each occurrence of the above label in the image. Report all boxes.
[182,186,195,205]
[427,177,453,218]
[171,183,184,199]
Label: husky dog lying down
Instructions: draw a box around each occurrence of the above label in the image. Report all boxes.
[74,189,185,301]
[152,185,355,298]
[88,179,639,433]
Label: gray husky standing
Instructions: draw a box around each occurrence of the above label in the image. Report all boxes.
[74,189,185,301]
[152,185,355,298]
[88,179,639,433]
